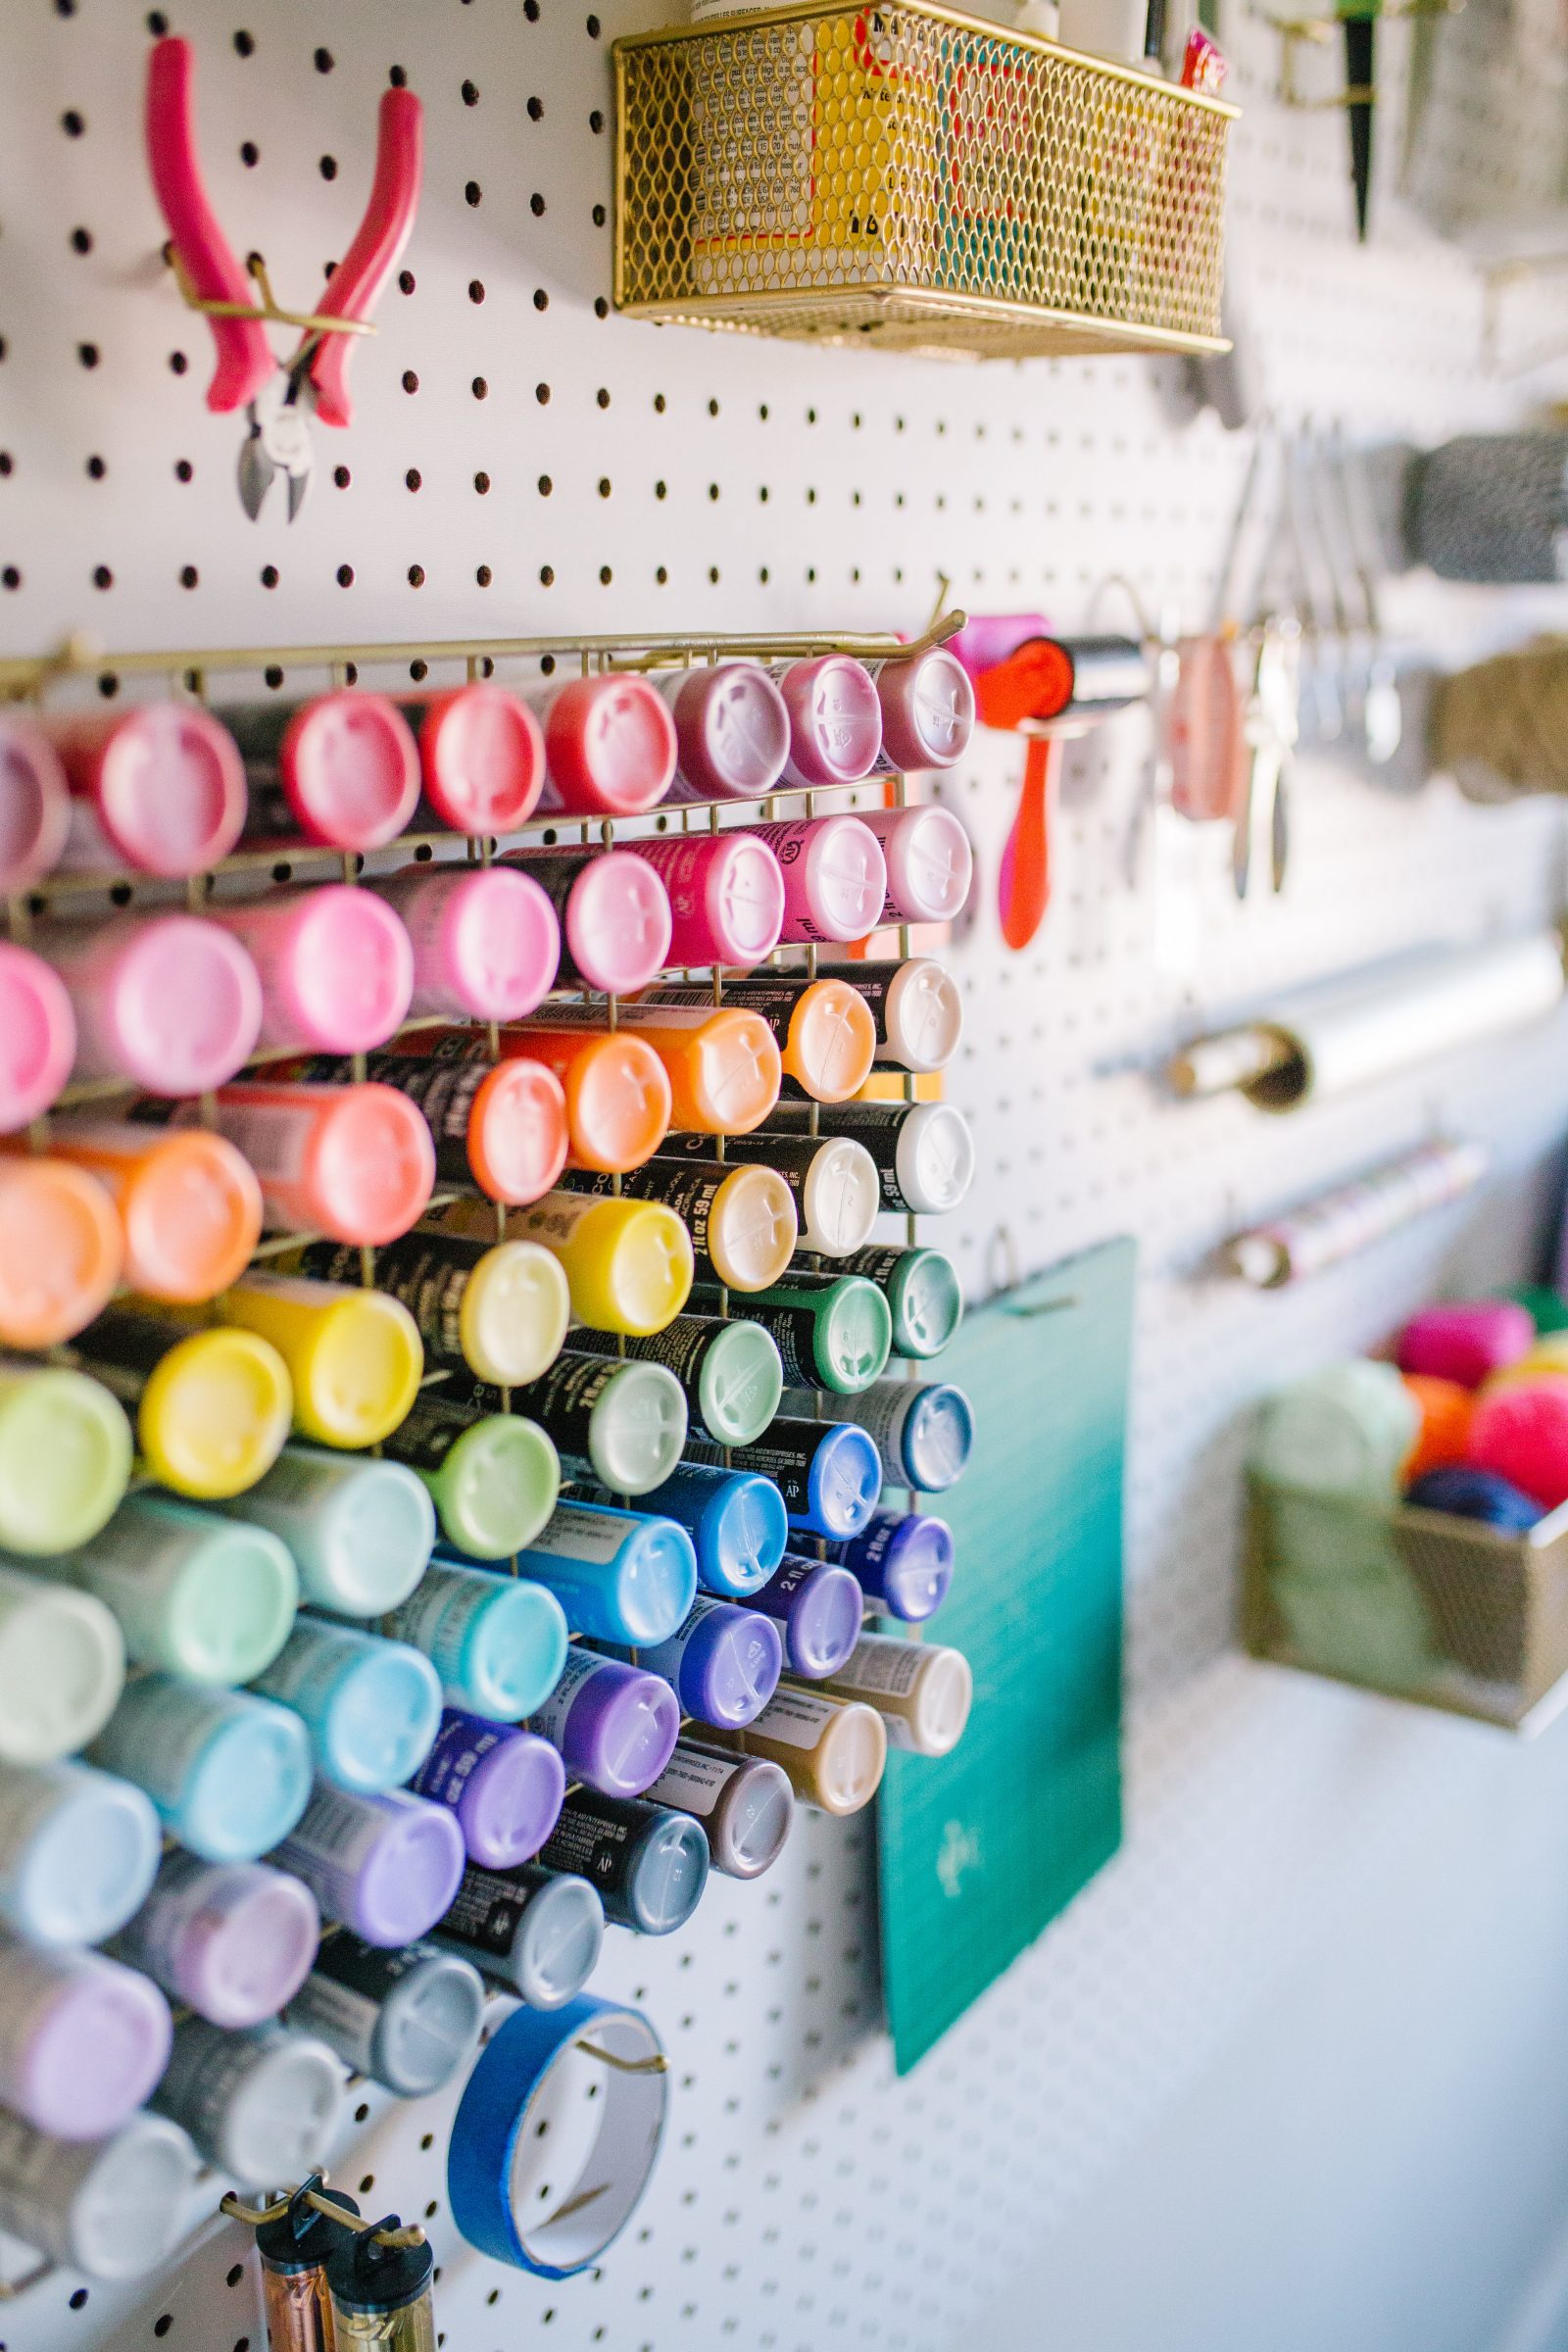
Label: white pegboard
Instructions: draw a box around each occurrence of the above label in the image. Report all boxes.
[6,2,1568,2349]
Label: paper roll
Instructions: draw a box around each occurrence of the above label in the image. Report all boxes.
[1174,934,1565,1112]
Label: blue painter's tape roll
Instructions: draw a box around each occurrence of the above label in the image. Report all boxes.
[448,1992,667,2278]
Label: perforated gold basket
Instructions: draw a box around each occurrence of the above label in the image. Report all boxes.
[612,0,1235,359]
[1244,1472,1568,1733]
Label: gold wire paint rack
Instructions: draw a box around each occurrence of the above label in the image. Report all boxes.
[1244,1472,1568,1733]
[613,0,1236,360]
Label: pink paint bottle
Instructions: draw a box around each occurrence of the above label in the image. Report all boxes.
[864,648,976,774]
[32,912,264,1097]
[766,658,884,789]
[499,846,672,994]
[858,804,974,924]
[370,863,561,1023]
[230,694,422,852]
[659,664,791,803]
[208,885,415,1055]
[42,706,247,878]
[401,686,547,834]
[747,816,888,944]
[944,612,1051,685]
[529,675,677,816]
[621,832,785,968]
[0,716,71,895]
[0,945,75,1133]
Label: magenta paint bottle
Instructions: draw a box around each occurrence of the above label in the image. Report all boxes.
[620,832,785,968]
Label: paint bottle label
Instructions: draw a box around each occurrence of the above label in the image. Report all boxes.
[378,1398,476,1478]
[640,1747,735,1821]
[409,1717,509,1815]
[535,1792,643,1902]
[250,1622,357,1720]
[293,1239,473,1370]
[738,1688,835,1750]
[92,1683,232,1810]
[503,1353,625,1457]
[283,1936,436,2077]
[563,1162,725,1269]
[526,1645,609,1745]
[686,1421,830,1517]
[383,1570,492,1684]
[569,1316,722,1398]
[272,1788,386,1920]
[517,1501,640,1568]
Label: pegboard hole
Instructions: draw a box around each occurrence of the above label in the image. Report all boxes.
[474,471,491,495]
[314,47,333,72]
[476,564,492,586]
[337,564,354,588]
[406,467,422,492]
[528,94,545,121]
[653,393,666,413]
[600,566,612,584]
[153,2320,172,2340]
[77,344,100,370]
[598,478,612,499]
[0,454,12,476]
[533,289,550,312]
[472,377,488,400]
[469,280,485,304]
[225,2266,244,2289]
[421,2133,436,2151]
[399,270,416,295]
[70,226,92,255]
[536,384,551,406]
[85,454,105,479]
[463,79,480,104]
[592,203,607,227]
[62,111,85,137]
[657,565,668,584]
[261,564,278,588]
[594,297,609,318]
[540,566,555,587]
[264,666,284,689]
[333,465,351,489]
[465,181,483,207]
[240,141,259,167]
[92,564,112,590]
[408,564,425,587]
[233,28,254,56]
[389,65,408,88]
[69,2289,88,2310]
[596,387,611,409]
[179,564,198,589]
[530,193,547,217]
[174,460,192,482]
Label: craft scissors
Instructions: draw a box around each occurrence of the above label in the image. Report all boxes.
[146,35,422,521]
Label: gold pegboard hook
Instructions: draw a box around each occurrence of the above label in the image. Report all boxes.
[1266,0,1463,107]
[163,244,377,341]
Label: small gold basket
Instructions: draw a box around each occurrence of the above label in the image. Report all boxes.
[612,0,1235,360]
[1244,1472,1568,1732]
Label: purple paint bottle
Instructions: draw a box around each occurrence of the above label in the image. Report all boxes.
[271,1784,466,1949]
[529,1649,680,1800]
[636,1597,783,1730]
[0,1928,172,2140]
[407,1708,567,1869]
[828,1509,955,1623]
[740,1555,864,1677]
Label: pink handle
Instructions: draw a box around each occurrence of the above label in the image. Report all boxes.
[144,37,275,416]
[301,88,423,429]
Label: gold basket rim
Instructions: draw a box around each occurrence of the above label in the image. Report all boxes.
[611,0,1241,121]
[1247,1465,1568,1553]
[615,283,1233,357]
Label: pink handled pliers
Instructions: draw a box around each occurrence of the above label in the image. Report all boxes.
[145,36,422,521]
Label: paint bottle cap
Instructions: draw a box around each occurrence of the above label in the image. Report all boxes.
[415,686,547,832]
[0,1157,122,1348]
[0,1366,132,1555]
[74,705,248,877]
[372,1947,486,2095]
[510,1871,607,2007]
[555,1032,673,1172]
[626,834,785,967]
[278,694,422,850]
[467,1060,571,1204]
[1398,1300,1536,1390]
[37,2110,202,2280]
[461,1243,572,1389]
[0,945,75,1134]
[511,1504,699,1646]
[219,1280,423,1450]
[712,1755,794,1875]
[617,1807,710,1934]
[540,676,677,815]
[881,959,965,1072]
[262,1622,443,1793]
[889,1102,973,1214]
[651,1008,782,1134]
[781,1561,865,1675]
[911,1645,973,1751]
[354,1795,468,1947]
[666,663,791,798]
[650,1467,788,1595]
[792,1138,879,1256]
[448,1723,567,1868]
[8,1941,172,2139]
[561,1658,681,1798]
[183,2021,345,2184]
[685,1321,782,1446]
[847,1511,954,1620]
[872,649,976,770]
[170,1689,315,1862]
[561,850,673,995]
[225,1445,435,1617]
[0,716,71,893]
[577,1360,686,1493]
[433,1417,564,1560]
[0,1569,122,1761]
[786,980,877,1102]
[0,1759,160,1945]
[570,1198,694,1335]
[669,1603,783,1728]
[778,658,884,786]
[51,1123,263,1304]
[89,1492,299,1684]
[816,1698,888,1811]
[213,886,415,1056]
[901,1386,975,1491]
[883,1248,963,1356]
[812,1279,894,1393]
[800,815,889,939]
[863,805,974,923]
[160,1860,322,2026]
[373,864,561,1025]
[138,1327,294,1499]
[48,913,264,1098]
[297,1081,439,1247]
[809,1422,884,1536]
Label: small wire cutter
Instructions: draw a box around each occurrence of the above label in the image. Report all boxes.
[145,35,422,521]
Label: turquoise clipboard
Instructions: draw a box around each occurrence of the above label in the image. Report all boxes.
[878,1238,1135,2074]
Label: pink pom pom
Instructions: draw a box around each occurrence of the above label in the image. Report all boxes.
[1467,1376,1568,1508]
[1396,1301,1535,1391]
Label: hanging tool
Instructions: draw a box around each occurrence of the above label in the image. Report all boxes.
[1234,615,1301,899]
[1342,0,1378,240]
[145,35,422,521]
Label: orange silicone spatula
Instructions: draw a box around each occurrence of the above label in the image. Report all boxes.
[998,734,1060,952]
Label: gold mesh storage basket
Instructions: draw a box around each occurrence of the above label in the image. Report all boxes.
[613,0,1235,359]
[1244,1472,1568,1733]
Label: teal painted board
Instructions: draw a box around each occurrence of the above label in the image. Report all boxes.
[878,1238,1135,2075]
